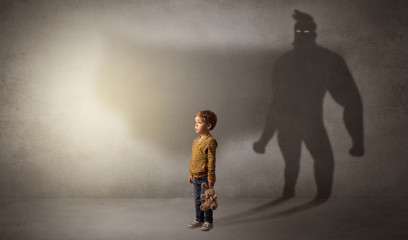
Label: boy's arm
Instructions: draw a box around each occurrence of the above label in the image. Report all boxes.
[188,140,194,183]
[189,144,194,177]
[188,157,194,184]
[207,139,217,184]
[188,158,193,177]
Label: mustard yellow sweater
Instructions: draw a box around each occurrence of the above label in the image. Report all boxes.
[188,135,217,180]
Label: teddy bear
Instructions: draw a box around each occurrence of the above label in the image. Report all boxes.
[200,182,218,211]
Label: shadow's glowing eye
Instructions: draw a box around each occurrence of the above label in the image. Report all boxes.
[296,30,301,33]
[304,30,310,33]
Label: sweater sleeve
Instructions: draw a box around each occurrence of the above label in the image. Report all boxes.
[188,140,195,177]
[188,161,193,177]
[207,139,217,180]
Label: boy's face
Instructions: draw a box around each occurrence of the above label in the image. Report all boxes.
[195,116,211,135]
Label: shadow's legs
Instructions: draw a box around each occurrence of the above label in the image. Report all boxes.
[277,120,302,198]
[304,121,334,200]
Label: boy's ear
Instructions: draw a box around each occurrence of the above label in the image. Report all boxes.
[207,123,212,130]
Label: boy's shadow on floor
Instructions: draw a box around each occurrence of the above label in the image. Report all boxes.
[217,198,326,227]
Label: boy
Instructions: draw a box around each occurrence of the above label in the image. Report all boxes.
[187,110,218,231]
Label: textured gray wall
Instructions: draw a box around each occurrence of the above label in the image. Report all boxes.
[0,0,407,198]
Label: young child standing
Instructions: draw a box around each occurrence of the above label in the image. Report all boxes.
[187,110,218,231]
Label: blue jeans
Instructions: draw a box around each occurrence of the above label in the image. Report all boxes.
[193,176,213,223]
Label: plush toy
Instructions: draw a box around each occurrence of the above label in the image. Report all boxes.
[200,182,218,211]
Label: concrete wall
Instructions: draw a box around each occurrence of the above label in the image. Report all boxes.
[1,0,407,198]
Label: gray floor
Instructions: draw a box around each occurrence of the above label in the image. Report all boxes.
[1,197,407,240]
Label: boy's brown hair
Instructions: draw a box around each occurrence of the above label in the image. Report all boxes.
[195,110,217,130]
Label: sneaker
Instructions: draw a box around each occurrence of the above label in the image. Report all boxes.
[200,222,214,231]
[187,220,203,229]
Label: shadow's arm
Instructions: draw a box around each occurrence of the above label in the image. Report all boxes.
[253,64,279,154]
[328,56,364,156]
[253,103,277,154]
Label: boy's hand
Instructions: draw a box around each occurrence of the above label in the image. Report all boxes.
[208,180,215,187]
[189,176,194,184]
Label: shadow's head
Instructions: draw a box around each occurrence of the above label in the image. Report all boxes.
[292,10,317,48]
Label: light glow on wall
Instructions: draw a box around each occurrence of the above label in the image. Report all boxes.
[1,0,406,198]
